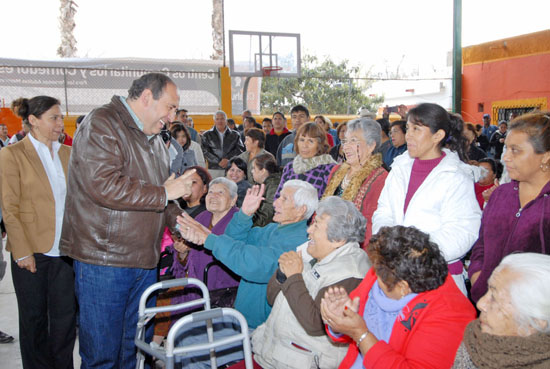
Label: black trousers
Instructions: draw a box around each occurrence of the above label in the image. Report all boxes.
[11,253,76,369]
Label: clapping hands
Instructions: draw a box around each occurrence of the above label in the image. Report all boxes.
[320,286,365,339]
[278,251,303,277]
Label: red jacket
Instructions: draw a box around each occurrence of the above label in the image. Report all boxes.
[328,269,475,369]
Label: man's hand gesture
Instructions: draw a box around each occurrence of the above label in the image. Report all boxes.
[241,184,265,217]
[164,169,196,201]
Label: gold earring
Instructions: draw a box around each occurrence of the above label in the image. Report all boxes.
[541,163,550,172]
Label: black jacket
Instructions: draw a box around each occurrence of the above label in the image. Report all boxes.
[201,127,244,169]
[490,131,506,159]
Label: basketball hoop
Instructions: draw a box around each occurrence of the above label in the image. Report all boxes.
[262,66,283,77]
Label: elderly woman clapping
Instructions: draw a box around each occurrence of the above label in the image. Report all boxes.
[453,253,550,368]
[322,118,388,247]
[244,197,371,369]
[321,226,475,369]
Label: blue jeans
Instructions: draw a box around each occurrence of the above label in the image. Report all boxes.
[74,261,157,369]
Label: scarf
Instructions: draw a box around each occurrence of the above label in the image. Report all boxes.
[364,281,417,343]
[464,320,550,368]
[322,153,383,202]
[292,154,335,175]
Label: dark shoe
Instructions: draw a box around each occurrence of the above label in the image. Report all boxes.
[0,330,14,343]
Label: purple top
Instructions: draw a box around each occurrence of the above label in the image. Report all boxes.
[274,161,336,200]
[170,207,240,308]
[469,180,550,302]
[404,154,445,214]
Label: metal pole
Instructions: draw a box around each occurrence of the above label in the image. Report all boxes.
[242,77,251,111]
[347,79,352,115]
[63,68,69,116]
[452,0,462,114]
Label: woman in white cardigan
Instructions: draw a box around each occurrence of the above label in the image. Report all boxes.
[372,103,481,294]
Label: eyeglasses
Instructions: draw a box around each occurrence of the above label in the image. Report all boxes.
[341,138,363,145]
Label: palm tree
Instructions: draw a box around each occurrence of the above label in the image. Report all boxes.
[211,0,223,60]
[57,0,78,58]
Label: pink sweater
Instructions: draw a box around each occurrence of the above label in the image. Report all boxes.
[403,153,445,214]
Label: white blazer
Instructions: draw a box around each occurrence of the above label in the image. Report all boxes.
[372,149,481,263]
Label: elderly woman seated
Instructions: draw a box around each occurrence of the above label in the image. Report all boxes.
[321,225,475,369]
[171,177,240,312]
[174,180,318,368]
[453,253,550,368]
[248,197,371,369]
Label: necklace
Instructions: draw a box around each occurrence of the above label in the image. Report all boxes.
[341,172,352,189]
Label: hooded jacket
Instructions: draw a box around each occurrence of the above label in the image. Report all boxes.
[373,149,481,263]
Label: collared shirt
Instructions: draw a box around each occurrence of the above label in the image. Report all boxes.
[28,133,66,257]
[119,96,155,140]
[216,126,227,147]
[119,96,169,205]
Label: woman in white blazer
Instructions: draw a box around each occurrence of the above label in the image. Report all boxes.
[372,103,481,294]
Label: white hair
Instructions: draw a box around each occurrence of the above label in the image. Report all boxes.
[347,118,381,152]
[496,253,550,334]
[213,110,227,120]
[317,196,366,243]
[209,177,237,200]
[282,180,318,219]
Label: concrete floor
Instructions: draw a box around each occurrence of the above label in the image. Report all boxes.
[0,240,81,369]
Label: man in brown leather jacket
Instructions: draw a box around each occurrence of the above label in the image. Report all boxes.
[60,73,194,369]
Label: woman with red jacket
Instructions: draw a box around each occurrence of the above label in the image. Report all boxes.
[321,226,475,369]
[321,118,388,249]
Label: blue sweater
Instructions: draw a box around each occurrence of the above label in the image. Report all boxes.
[204,210,309,328]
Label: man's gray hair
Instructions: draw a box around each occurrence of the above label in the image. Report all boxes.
[496,253,550,334]
[316,196,366,243]
[282,180,318,219]
[213,110,227,120]
[347,118,381,152]
[210,177,237,200]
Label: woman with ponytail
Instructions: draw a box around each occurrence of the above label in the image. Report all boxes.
[372,103,481,294]
[0,96,75,368]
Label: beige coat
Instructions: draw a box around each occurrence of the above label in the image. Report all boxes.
[0,137,70,260]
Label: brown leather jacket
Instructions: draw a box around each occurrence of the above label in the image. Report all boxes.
[60,96,180,269]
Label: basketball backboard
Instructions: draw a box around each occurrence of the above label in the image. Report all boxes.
[228,30,301,78]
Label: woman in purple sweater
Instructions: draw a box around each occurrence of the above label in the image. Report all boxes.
[170,177,240,311]
[274,123,336,200]
[469,112,550,302]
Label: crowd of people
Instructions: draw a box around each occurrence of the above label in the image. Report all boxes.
[0,72,549,369]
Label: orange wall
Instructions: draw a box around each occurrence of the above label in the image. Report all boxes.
[0,108,23,136]
[462,30,550,124]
